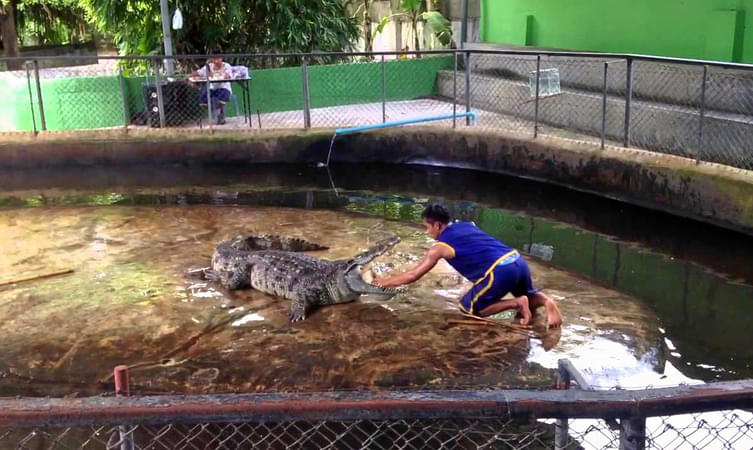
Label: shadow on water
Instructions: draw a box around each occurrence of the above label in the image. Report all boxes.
[0,163,751,396]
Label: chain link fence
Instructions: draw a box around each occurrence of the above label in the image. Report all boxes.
[2,50,753,169]
[0,380,753,450]
[1,418,558,449]
[0,360,752,449]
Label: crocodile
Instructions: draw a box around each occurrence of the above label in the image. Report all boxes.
[209,234,401,322]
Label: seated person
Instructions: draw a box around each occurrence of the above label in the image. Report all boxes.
[191,56,233,125]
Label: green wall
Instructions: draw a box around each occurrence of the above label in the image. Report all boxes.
[2,56,453,132]
[481,0,751,63]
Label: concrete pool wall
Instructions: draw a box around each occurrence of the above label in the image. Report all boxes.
[1,127,752,235]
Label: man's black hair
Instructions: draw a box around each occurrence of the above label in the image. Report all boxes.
[422,203,450,224]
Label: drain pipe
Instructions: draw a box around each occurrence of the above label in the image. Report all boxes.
[320,111,478,167]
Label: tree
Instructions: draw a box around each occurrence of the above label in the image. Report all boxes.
[1,0,91,70]
[345,0,374,55]
[0,0,21,69]
[372,0,452,54]
[81,0,360,62]
[16,0,90,46]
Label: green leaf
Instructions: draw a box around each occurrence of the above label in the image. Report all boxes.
[373,16,389,37]
[422,10,452,46]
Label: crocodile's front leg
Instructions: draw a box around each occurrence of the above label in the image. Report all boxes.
[288,290,320,322]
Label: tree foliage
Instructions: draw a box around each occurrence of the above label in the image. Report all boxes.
[372,0,453,53]
[80,0,360,58]
[16,0,89,45]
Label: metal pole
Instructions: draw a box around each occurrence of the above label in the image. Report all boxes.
[460,0,468,48]
[697,64,708,164]
[534,55,541,138]
[302,57,311,129]
[554,359,572,450]
[113,365,135,450]
[153,61,167,128]
[32,60,46,131]
[381,55,386,123]
[453,51,458,128]
[118,67,129,129]
[25,63,37,134]
[623,57,633,147]
[465,51,471,125]
[205,76,213,131]
[601,62,609,149]
[159,0,175,76]
[619,416,646,450]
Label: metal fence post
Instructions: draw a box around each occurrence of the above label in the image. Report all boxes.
[113,365,135,450]
[464,51,471,126]
[302,57,311,129]
[697,65,708,164]
[623,57,633,147]
[534,55,541,138]
[601,62,609,149]
[453,51,458,129]
[32,59,46,131]
[381,55,386,123]
[118,67,129,129]
[153,60,166,129]
[554,359,572,450]
[619,416,646,450]
[25,62,37,134]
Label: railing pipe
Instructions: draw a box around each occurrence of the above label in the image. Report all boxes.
[453,52,458,128]
[623,57,633,147]
[302,57,311,129]
[381,55,386,123]
[25,62,37,134]
[153,61,167,128]
[465,51,471,126]
[118,67,129,129]
[697,64,708,164]
[534,54,541,138]
[601,62,609,149]
[32,60,46,131]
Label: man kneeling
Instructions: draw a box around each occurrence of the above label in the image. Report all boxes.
[372,204,563,328]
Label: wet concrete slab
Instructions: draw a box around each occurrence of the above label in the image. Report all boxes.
[0,205,666,397]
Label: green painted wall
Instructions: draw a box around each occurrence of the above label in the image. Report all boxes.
[481,0,751,63]
[2,56,452,132]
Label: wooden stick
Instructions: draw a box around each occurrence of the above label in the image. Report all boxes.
[0,268,74,287]
[460,312,533,330]
[457,313,537,337]
[447,319,496,326]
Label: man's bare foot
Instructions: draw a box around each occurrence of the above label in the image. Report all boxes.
[515,296,532,325]
[545,298,563,328]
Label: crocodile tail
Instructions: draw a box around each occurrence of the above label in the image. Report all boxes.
[231,234,328,252]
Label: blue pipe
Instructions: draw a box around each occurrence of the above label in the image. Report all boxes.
[335,111,478,135]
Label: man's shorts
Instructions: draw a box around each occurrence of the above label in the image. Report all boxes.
[199,88,231,105]
[458,256,538,316]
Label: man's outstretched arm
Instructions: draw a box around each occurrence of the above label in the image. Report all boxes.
[372,244,452,288]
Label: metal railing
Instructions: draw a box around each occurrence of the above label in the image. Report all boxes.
[1,361,752,449]
[2,49,753,170]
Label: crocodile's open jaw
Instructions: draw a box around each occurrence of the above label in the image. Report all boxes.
[343,236,401,296]
[345,266,399,296]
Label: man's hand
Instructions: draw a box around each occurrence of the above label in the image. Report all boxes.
[369,244,452,288]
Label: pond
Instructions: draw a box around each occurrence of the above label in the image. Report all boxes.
[1,163,751,397]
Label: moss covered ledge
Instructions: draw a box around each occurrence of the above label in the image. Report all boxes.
[1,127,752,235]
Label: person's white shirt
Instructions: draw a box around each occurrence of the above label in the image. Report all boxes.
[196,61,232,92]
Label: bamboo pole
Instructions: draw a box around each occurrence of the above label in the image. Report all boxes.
[0,269,74,287]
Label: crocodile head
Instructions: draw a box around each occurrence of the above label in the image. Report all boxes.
[344,265,402,296]
[337,236,402,298]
